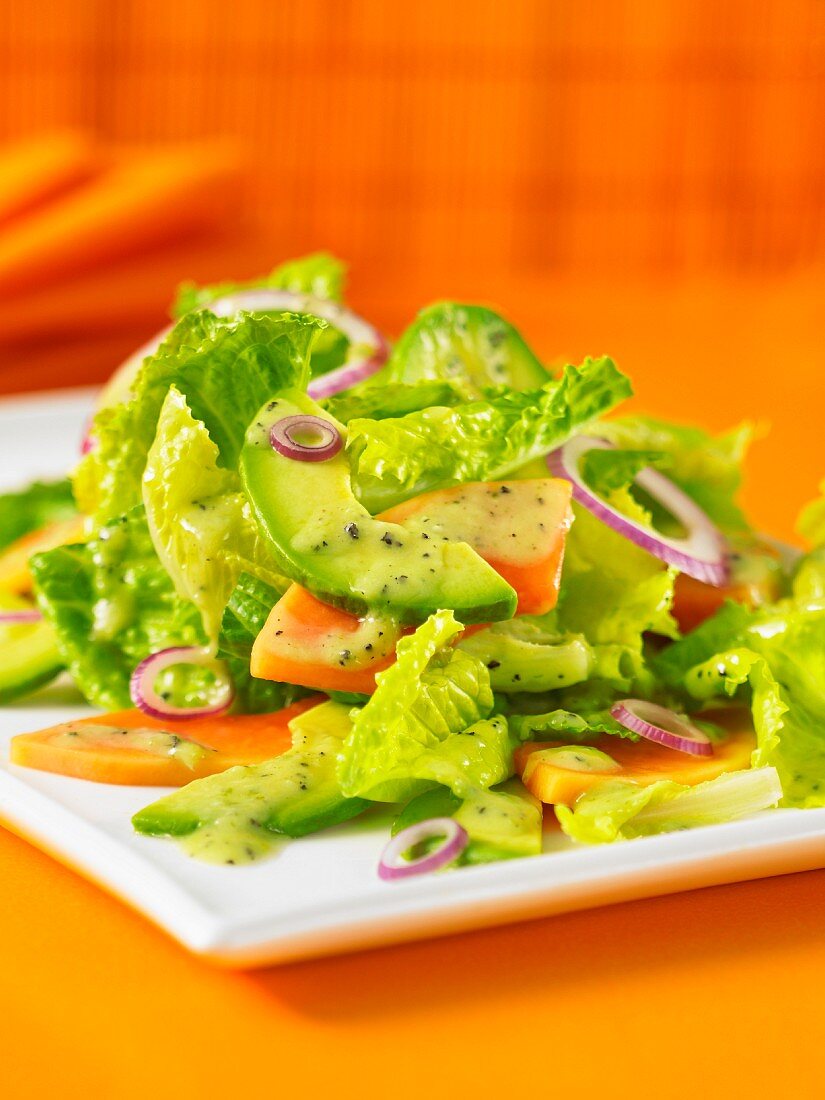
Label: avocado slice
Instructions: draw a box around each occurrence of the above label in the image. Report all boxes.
[383,302,550,393]
[132,716,369,864]
[239,390,517,624]
[0,616,63,704]
[393,778,543,864]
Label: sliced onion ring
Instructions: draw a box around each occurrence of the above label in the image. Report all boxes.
[547,436,730,586]
[610,699,713,756]
[270,414,343,462]
[0,609,43,625]
[378,817,469,881]
[130,646,234,721]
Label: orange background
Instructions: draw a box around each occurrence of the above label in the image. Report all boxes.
[1,3,825,1097]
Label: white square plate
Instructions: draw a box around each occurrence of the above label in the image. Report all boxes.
[2,389,825,968]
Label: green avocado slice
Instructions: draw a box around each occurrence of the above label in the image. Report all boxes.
[239,390,517,625]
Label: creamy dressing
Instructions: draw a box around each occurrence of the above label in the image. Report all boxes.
[50,723,215,770]
[401,482,563,567]
[89,523,135,640]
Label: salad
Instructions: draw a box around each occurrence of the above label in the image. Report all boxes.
[1,251,823,877]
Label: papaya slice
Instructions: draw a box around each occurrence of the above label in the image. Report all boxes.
[516,726,756,806]
[0,516,85,595]
[10,696,322,786]
[673,538,783,633]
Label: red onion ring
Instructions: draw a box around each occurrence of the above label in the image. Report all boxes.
[270,414,343,462]
[378,817,469,881]
[610,699,713,756]
[547,436,730,586]
[0,610,43,625]
[130,646,234,721]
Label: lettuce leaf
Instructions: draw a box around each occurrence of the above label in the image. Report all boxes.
[324,380,469,423]
[142,387,288,641]
[0,478,75,551]
[684,611,825,808]
[218,572,307,714]
[580,448,669,496]
[553,501,677,659]
[173,251,346,315]
[173,252,348,378]
[661,577,825,808]
[508,705,636,743]
[380,302,549,393]
[599,416,753,534]
[337,610,502,802]
[348,357,632,513]
[76,310,321,523]
[30,507,203,709]
[555,767,782,843]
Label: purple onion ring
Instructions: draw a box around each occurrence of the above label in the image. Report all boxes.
[130,646,234,721]
[270,414,343,462]
[610,699,713,756]
[547,435,730,586]
[378,817,469,881]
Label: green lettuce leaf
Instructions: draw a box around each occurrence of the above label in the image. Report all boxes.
[173,252,348,379]
[684,609,825,808]
[553,501,677,659]
[142,386,288,642]
[30,507,203,709]
[580,448,669,496]
[0,479,75,551]
[324,380,469,423]
[653,600,757,687]
[555,767,782,844]
[218,572,307,714]
[599,416,753,534]
[338,610,503,802]
[379,302,550,393]
[348,357,632,513]
[173,251,346,315]
[508,705,636,743]
[76,310,321,524]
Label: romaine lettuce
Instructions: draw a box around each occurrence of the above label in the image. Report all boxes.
[555,767,782,843]
[174,252,348,379]
[173,251,346,315]
[324,380,469,423]
[348,356,632,513]
[0,478,75,551]
[338,610,505,802]
[142,387,288,641]
[599,415,753,534]
[76,310,322,524]
[30,507,204,709]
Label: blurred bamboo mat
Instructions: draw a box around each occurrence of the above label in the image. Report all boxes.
[0,0,822,280]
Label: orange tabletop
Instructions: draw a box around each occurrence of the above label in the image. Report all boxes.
[2,272,824,1099]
